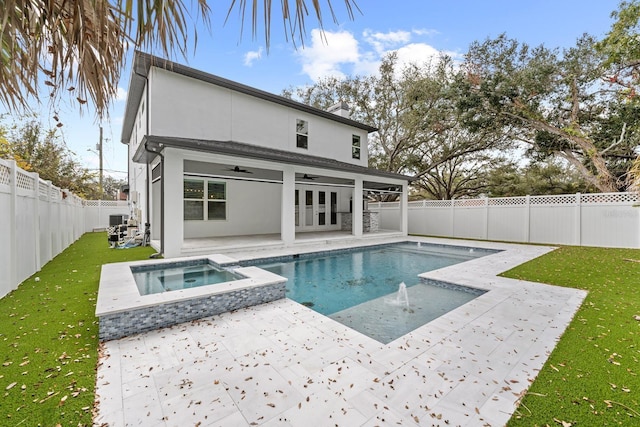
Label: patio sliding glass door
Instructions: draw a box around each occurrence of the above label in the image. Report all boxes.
[295,186,339,232]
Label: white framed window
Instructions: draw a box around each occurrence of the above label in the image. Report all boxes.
[207,181,226,220]
[183,178,226,220]
[352,135,361,159]
[296,119,308,149]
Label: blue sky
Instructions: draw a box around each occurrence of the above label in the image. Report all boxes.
[2,0,623,183]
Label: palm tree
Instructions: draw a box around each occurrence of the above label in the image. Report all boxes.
[0,0,359,119]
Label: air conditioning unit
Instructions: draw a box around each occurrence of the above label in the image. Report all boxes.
[109,214,128,226]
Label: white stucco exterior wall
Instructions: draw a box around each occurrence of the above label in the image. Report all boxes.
[162,147,184,258]
[147,68,368,167]
[183,179,282,238]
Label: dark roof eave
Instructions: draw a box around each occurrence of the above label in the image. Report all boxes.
[136,135,414,182]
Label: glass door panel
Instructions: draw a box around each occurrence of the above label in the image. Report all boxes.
[330,192,337,225]
[318,191,326,226]
[295,190,300,226]
[305,190,314,226]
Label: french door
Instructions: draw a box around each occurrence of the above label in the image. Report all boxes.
[295,186,339,231]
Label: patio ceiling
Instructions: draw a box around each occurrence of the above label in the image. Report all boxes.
[185,160,283,182]
[184,161,385,189]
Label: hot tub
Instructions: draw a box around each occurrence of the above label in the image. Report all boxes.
[96,254,287,341]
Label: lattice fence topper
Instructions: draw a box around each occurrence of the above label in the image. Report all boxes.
[530,194,580,205]
[454,198,486,207]
[83,200,124,207]
[379,192,638,209]
[422,200,453,208]
[488,197,527,206]
[0,163,9,186]
[16,170,35,191]
[581,192,639,204]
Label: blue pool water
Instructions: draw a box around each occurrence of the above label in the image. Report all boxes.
[131,261,241,295]
[252,242,493,343]
[253,242,492,315]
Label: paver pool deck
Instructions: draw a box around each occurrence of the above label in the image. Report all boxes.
[94,237,587,426]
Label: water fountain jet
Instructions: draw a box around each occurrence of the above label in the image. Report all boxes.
[396,282,409,307]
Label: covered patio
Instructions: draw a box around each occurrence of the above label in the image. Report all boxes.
[139,136,411,258]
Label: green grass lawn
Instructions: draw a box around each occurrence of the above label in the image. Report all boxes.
[1,236,638,426]
[0,232,154,427]
[503,246,640,426]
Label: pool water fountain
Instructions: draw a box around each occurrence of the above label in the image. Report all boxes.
[395,282,409,307]
[249,241,494,343]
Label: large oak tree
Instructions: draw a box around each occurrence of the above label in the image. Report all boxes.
[598,0,640,192]
[457,32,639,192]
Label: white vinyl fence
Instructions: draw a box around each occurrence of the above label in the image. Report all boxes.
[370,192,640,249]
[0,159,129,299]
[83,200,131,231]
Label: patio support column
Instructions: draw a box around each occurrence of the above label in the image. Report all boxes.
[400,181,409,235]
[353,177,363,237]
[281,166,295,246]
[162,147,183,258]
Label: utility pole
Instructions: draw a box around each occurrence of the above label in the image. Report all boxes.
[98,126,103,198]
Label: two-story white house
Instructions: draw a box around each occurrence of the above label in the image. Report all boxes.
[121,51,411,258]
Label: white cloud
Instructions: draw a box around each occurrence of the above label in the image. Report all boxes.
[298,29,360,81]
[363,29,411,54]
[243,47,263,66]
[394,43,442,68]
[297,28,460,82]
[412,28,439,37]
[116,87,127,101]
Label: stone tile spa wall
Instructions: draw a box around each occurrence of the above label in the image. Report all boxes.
[99,281,286,341]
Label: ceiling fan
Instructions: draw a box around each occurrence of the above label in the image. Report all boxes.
[301,174,318,180]
[225,166,252,174]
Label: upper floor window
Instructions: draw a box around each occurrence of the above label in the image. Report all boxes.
[184,178,226,221]
[296,119,308,149]
[352,135,361,159]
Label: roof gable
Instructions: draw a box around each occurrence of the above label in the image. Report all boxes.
[120,51,377,144]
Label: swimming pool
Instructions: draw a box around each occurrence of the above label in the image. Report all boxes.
[249,242,495,343]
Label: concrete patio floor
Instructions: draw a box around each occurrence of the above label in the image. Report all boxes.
[94,237,587,426]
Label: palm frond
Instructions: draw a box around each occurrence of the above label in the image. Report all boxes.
[0,0,358,118]
[227,0,360,50]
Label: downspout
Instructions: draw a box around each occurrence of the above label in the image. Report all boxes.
[135,67,164,258]
[144,141,164,258]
